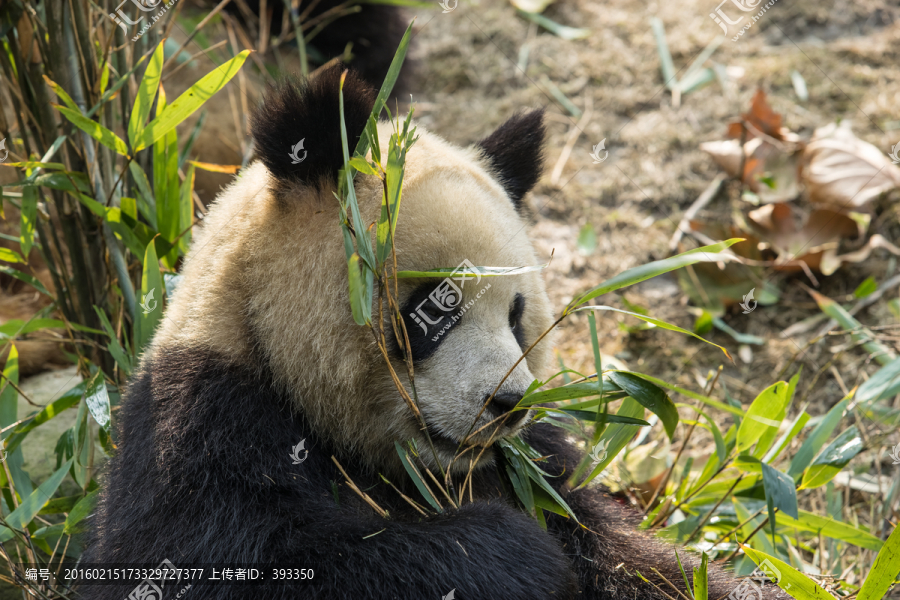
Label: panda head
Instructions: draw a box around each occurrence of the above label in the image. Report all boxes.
[159,65,554,476]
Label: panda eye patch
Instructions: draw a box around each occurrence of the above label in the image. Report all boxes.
[509,294,525,348]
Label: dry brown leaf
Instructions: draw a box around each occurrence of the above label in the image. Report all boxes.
[802,121,900,210]
[700,138,800,203]
[747,203,860,271]
[726,89,785,142]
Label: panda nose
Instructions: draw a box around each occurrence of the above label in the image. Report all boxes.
[485,392,527,425]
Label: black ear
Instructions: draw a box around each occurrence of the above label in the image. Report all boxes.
[250,64,376,188]
[475,109,546,211]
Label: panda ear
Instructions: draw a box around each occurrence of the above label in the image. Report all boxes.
[250,65,376,188]
[475,109,546,212]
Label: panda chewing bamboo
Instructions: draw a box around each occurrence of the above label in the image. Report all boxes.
[83,66,789,600]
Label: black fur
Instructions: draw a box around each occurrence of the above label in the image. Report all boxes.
[475,110,546,212]
[82,346,791,599]
[82,347,576,599]
[250,65,376,189]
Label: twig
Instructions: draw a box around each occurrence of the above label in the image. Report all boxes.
[668,174,725,254]
[549,94,593,186]
[161,40,229,83]
[332,456,388,518]
[380,475,429,517]
[161,0,234,74]
[812,272,900,339]
[650,567,692,600]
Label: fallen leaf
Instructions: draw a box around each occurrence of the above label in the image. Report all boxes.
[802,121,900,210]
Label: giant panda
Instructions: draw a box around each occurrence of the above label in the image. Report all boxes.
[83,65,790,600]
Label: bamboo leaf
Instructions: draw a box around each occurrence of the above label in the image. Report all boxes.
[133,51,251,152]
[857,522,900,600]
[620,372,744,417]
[856,356,900,405]
[63,489,100,534]
[564,239,742,313]
[788,397,849,477]
[394,441,442,512]
[128,41,165,148]
[348,253,373,326]
[799,426,863,490]
[576,397,645,489]
[19,186,37,257]
[693,552,709,600]
[136,239,164,351]
[761,461,798,543]
[608,371,679,440]
[54,105,130,157]
[0,459,74,543]
[572,306,732,360]
[742,547,834,599]
[0,266,51,296]
[0,248,24,263]
[737,380,790,455]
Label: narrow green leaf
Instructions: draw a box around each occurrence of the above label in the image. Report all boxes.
[650,17,677,88]
[622,372,744,417]
[19,185,36,257]
[565,239,743,313]
[737,380,789,455]
[64,489,100,534]
[353,20,415,159]
[179,164,195,253]
[576,397,645,489]
[517,10,591,40]
[761,461,798,544]
[856,356,900,406]
[54,105,130,157]
[0,458,74,543]
[774,509,883,552]
[128,41,165,147]
[693,552,708,600]
[348,157,378,176]
[397,263,549,278]
[0,247,25,263]
[348,253,373,326]
[520,380,623,407]
[4,383,84,454]
[0,266,50,296]
[394,441,442,512]
[608,371,679,440]
[742,546,835,599]
[857,522,900,600]
[853,276,877,298]
[134,50,251,152]
[136,239,163,351]
[788,397,849,477]
[809,289,894,366]
[799,426,863,490]
[573,306,732,360]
